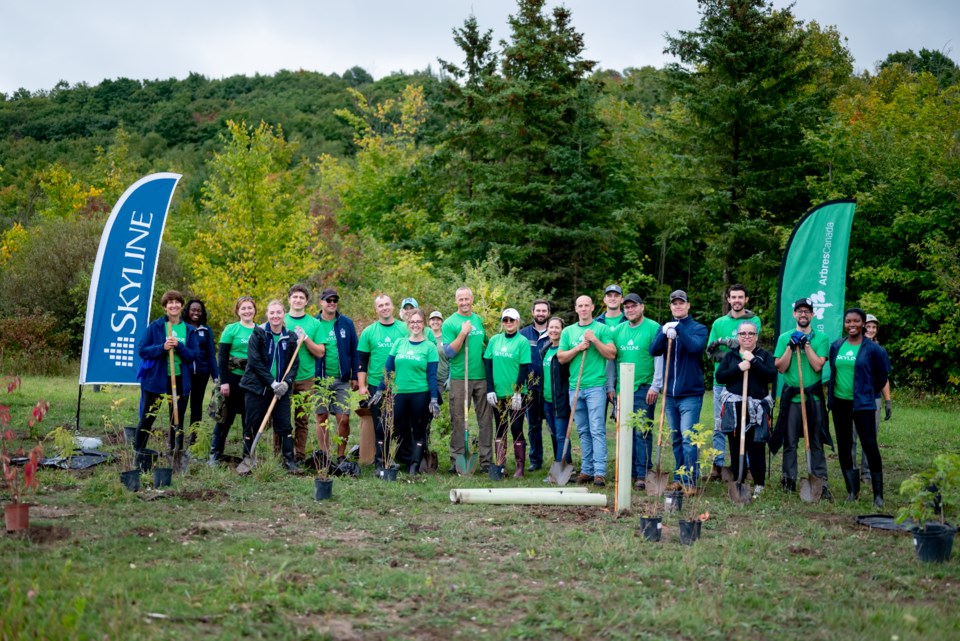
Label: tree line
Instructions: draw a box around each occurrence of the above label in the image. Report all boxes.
[0,0,957,394]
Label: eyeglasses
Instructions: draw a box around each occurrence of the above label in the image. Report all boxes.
[795,309,812,315]
[502,318,517,323]
[325,298,339,303]
[408,320,424,325]
[737,331,757,337]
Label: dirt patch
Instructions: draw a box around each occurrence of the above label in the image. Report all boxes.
[175,489,229,502]
[788,545,825,558]
[30,505,79,519]
[182,519,274,540]
[8,525,70,544]
[290,615,364,640]
[527,505,610,523]
[131,526,157,538]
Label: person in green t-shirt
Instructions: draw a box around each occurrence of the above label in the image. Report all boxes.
[773,297,831,497]
[483,308,533,477]
[358,294,409,470]
[558,296,616,486]
[210,296,257,463]
[705,284,762,479]
[278,284,326,462]
[441,287,493,473]
[428,310,449,391]
[605,293,663,489]
[315,287,356,462]
[377,309,440,474]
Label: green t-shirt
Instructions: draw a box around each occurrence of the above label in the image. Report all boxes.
[389,338,439,394]
[165,321,186,376]
[833,340,861,400]
[484,332,533,398]
[317,316,340,378]
[270,332,282,379]
[558,321,614,389]
[774,330,830,402]
[220,322,255,375]
[543,346,558,403]
[442,312,486,381]
[358,320,408,388]
[285,313,322,382]
[601,312,624,326]
[709,313,762,385]
[612,318,660,391]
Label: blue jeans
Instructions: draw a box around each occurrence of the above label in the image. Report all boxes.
[571,386,607,477]
[712,384,727,465]
[543,401,572,463]
[666,394,704,485]
[631,384,656,479]
[526,387,553,467]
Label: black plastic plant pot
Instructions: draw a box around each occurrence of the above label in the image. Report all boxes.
[912,523,956,563]
[488,465,505,481]
[135,449,158,472]
[119,469,141,492]
[153,467,173,488]
[314,478,333,501]
[377,466,399,482]
[123,426,138,445]
[664,490,683,513]
[678,519,703,545]
[640,516,662,542]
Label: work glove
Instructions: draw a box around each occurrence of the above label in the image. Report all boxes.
[486,392,498,407]
[270,381,289,398]
[790,331,809,347]
[294,326,306,341]
[429,399,441,418]
[720,337,740,350]
[663,321,678,340]
[510,392,522,411]
[212,378,220,387]
[884,400,892,421]
[369,389,384,407]
[706,340,725,362]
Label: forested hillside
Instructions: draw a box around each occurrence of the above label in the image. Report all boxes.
[1,0,957,393]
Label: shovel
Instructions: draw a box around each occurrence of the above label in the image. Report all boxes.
[167,322,188,472]
[795,346,824,502]
[455,342,478,475]
[646,337,673,496]
[548,353,586,486]
[728,367,752,504]
[237,334,304,475]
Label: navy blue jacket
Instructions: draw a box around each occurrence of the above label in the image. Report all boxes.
[519,323,551,391]
[315,312,359,382]
[827,337,890,412]
[649,315,708,398]
[240,324,299,397]
[137,316,200,396]
[191,324,220,380]
[539,343,571,420]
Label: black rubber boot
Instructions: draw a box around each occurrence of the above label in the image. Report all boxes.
[781,477,796,493]
[871,471,884,509]
[842,469,860,502]
[209,424,226,463]
[281,434,300,474]
[513,441,526,479]
[408,441,424,475]
[374,440,385,472]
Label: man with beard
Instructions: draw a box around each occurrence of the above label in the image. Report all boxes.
[706,284,761,479]
[519,299,554,471]
[773,297,832,498]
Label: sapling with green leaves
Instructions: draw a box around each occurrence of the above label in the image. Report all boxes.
[677,421,721,522]
[897,453,960,530]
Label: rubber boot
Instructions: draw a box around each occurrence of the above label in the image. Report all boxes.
[842,469,860,502]
[374,440,385,472]
[209,423,226,463]
[281,434,300,474]
[871,471,884,509]
[513,441,526,478]
[408,441,424,475]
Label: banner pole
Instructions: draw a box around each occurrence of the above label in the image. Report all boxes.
[74,384,83,434]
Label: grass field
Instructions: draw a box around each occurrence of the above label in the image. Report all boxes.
[1,376,958,640]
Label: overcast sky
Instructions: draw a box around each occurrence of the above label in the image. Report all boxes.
[2,0,957,96]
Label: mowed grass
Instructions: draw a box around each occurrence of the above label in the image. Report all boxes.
[1,376,958,640]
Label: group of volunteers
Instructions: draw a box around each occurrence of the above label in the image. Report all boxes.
[132,282,892,505]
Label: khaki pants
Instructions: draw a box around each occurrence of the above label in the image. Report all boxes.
[448,379,494,468]
[275,378,314,460]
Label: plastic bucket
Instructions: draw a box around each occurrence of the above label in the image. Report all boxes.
[314,478,333,501]
[135,449,158,473]
[377,467,398,482]
[119,469,141,492]
[913,523,956,563]
[640,516,662,542]
[679,519,703,545]
[153,467,173,488]
[488,465,505,481]
[664,490,683,513]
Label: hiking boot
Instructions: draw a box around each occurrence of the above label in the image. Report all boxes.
[820,484,833,502]
[593,476,606,487]
[576,473,593,484]
[781,477,797,493]
[634,478,646,491]
[709,464,723,481]
[683,484,698,496]
[527,463,542,472]
[753,485,764,498]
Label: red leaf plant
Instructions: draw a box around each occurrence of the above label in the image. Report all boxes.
[1,430,43,504]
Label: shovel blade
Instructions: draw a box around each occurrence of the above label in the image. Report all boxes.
[455,453,478,476]
[645,470,670,496]
[548,461,575,486]
[799,476,824,503]
[728,481,752,505]
[237,456,256,476]
[720,466,737,483]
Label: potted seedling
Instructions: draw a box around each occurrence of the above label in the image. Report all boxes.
[1,430,43,532]
[897,453,959,563]
[309,378,338,500]
[102,398,141,491]
[628,410,662,541]
[676,422,720,545]
[376,380,399,482]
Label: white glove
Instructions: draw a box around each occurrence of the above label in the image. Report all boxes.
[510,392,522,411]
[429,399,440,418]
[270,381,289,398]
[486,392,498,406]
[294,326,306,341]
[663,322,678,340]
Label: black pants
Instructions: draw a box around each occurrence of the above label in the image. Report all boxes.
[211,372,246,456]
[134,376,188,452]
[831,398,882,474]
[780,401,828,481]
[493,402,524,465]
[393,391,430,465]
[244,391,292,457]
[526,387,553,466]
[189,371,210,430]
[727,428,766,487]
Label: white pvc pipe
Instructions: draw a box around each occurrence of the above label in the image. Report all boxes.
[452,487,590,493]
[450,488,608,506]
[616,363,634,514]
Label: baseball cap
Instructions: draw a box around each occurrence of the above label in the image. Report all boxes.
[792,297,813,311]
[623,293,643,305]
[429,310,443,320]
[400,297,419,309]
[669,290,688,302]
[320,288,339,300]
[865,314,878,324]
[604,284,623,295]
[501,308,521,321]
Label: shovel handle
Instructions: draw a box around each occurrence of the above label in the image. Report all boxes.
[738,366,749,483]
[795,346,811,451]
[559,349,587,463]
[248,333,305,455]
[653,337,673,472]
[167,322,179,427]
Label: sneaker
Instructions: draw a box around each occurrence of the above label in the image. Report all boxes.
[593,476,606,487]
[527,463,542,472]
[753,485,764,498]
[576,473,593,484]
[634,479,646,491]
